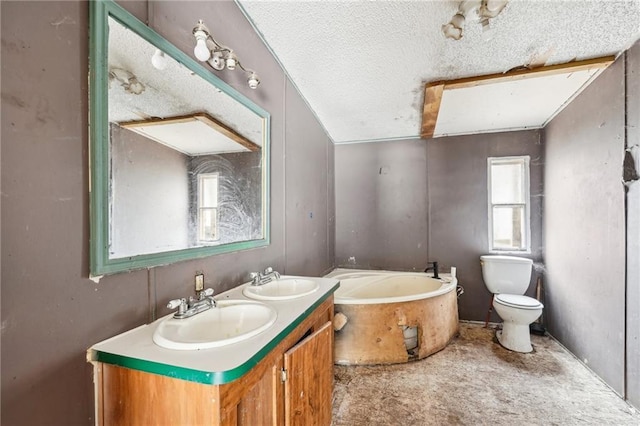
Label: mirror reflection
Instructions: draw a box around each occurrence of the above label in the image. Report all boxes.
[106,16,266,260]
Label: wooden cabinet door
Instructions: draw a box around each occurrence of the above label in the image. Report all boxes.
[284,321,333,426]
[237,363,279,426]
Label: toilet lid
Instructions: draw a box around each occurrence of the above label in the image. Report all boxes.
[495,294,543,310]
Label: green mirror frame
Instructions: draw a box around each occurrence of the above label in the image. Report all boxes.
[89,0,270,276]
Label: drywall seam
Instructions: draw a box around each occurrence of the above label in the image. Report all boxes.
[282,72,287,274]
[624,42,640,409]
[426,141,431,268]
[624,51,628,401]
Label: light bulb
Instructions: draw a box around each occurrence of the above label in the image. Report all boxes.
[442,23,463,40]
[247,72,260,89]
[226,52,237,70]
[207,51,226,71]
[442,13,465,40]
[151,49,168,70]
[193,31,211,61]
[451,13,465,29]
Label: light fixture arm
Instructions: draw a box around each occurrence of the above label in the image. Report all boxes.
[443,0,508,40]
[192,19,260,89]
[456,0,506,19]
[479,0,508,19]
[457,0,480,18]
[193,20,232,55]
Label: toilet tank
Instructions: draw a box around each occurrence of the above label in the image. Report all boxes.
[480,255,533,294]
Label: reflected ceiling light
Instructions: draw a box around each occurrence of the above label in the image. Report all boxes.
[192,19,260,89]
[151,49,168,70]
[442,0,508,40]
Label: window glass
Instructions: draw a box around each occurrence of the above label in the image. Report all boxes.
[488,157,529,252]
[199,174,218,208]
[199,208,217,241]
[198,173,218,242]
[490,161,524,204]
[492,205,525,250]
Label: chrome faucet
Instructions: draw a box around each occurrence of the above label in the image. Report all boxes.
[250,267,281,286]
[166,288,216,319]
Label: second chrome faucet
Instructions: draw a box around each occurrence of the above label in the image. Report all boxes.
[250,266,281,286]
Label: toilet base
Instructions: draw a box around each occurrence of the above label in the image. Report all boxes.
[496,323,533,353]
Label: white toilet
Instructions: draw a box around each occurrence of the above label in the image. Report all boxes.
[480,255,543,353]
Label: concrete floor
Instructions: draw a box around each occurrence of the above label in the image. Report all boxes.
[332,322,639,425]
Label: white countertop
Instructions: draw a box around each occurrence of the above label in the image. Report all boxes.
[89,276,339,385]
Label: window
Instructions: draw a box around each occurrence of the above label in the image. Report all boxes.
[197,173,219,242]
[488,156,530,252]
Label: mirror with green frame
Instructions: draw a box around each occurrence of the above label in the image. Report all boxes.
[89,0,270,276]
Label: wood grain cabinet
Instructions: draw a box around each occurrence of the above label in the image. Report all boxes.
[93,296,334,426]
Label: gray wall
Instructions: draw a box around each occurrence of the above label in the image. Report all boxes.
[284,79,334,275]
[0,1,334,425]
[111,125,190,257]
[626,41,640,410]
[335,139,429,271]
[543,57,627,395]
[428,130,544,322]
[334,130,544,321]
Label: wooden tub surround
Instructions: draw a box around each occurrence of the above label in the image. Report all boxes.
[326,269,459,365]
[89,277,339,426]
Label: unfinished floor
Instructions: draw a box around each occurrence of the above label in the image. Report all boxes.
[332,322,639,425]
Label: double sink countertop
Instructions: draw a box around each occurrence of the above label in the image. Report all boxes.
[88,276,339,385]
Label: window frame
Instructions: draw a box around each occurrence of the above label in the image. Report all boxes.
[197,172,219,243]
[487,155,531,253]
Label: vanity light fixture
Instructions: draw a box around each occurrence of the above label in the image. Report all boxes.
[192,19,260,89]
[442,0,508,40]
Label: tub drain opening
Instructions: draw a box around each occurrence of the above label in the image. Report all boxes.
[401,325,419,360]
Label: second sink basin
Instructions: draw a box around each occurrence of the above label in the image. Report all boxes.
[243,278,319,301]
[152,300,277,350]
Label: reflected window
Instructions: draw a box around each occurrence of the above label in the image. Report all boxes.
[198,173,219,242]
[488,156,530,252]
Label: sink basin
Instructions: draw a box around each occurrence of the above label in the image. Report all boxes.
[243,278,319,301]
[152,300,277,350]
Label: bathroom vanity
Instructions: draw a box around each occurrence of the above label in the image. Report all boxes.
[88,277,339,425]
[87,3,338,422]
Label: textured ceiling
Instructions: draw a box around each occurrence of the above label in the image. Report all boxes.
[238,0,640,143]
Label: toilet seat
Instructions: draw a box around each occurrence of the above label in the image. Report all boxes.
[494,294,543,310]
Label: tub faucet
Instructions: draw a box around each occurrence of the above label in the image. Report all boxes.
[166,288,216,319]
[250,267,281,286]
[424,261,439,279]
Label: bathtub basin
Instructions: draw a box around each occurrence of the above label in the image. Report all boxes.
[332,272,455,304]
[325,268,459,365]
